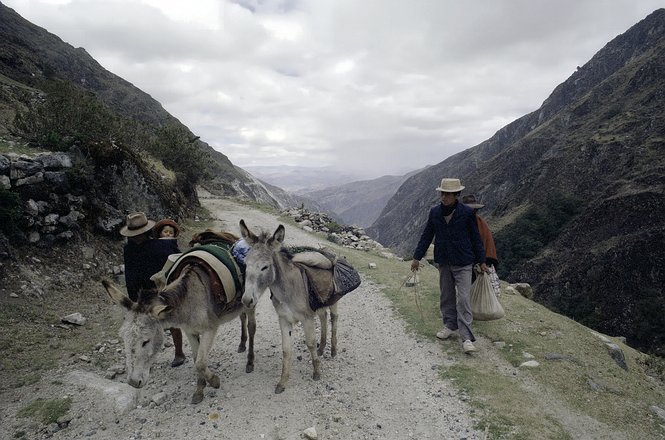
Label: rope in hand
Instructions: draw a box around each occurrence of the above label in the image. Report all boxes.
[398,270,425,321]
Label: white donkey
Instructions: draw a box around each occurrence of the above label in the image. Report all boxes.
[239,219,338,394]
[102,263,256,404]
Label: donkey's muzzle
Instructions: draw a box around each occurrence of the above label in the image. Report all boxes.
[127,378,144,388]
[241,295,255,308]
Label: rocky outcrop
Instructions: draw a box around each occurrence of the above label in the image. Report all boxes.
[2,151,82,245]
[282,207,386,252]
[1,143,186,246]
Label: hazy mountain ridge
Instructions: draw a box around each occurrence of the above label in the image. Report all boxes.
[242,165,368,193]
[368,9,665,354]
[299,168,426,228]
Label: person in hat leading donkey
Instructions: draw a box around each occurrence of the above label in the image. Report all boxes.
[120,212,186,367]
[411,178,488,353]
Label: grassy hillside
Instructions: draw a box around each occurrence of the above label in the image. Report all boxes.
[328,239,665,439]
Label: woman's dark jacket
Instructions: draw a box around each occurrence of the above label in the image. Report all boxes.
[413,202,486,267]
[124,238,181,301]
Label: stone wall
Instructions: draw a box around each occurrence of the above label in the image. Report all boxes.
[282,207,389,253]
[1,151,83,245]
[1,146,187,248]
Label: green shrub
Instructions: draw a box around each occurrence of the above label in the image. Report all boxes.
[325,221,343,234]
[13,79,119,151]
[143,125,212,198]
[495,194,582,277]
[18,398,71,424]
[12,78,212,206]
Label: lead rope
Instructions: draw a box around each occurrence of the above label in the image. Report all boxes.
[399,271,424,321]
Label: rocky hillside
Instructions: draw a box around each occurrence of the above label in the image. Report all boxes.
[368,9,665,355]
[0,3,277,206]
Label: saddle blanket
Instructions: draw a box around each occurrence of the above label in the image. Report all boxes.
[150,244,243,304]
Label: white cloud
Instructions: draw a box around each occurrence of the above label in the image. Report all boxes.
[3,0,664,178]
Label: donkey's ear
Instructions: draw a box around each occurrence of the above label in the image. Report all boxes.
[239,219,258,244]
[102,278,133,310]
[271,224,285,245]
[151,304,171,319]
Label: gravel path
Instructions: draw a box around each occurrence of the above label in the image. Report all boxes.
[2,195,483,440]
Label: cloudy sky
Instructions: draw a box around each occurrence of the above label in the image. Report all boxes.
[4,0,663,179]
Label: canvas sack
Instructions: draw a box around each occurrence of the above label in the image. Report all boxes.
[319,248,361,295]
[471,272,505,321]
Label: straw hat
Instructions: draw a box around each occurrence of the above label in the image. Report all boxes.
[154,218,180,237]
[462,194,485,209]
[119,212,155,237]
[435,178,465,193]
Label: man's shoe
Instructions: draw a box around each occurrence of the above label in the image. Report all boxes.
[462,340,477,353]
[436,327,454,340]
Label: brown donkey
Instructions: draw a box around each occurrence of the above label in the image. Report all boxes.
[102,260,256,404]
[239,219,339,394]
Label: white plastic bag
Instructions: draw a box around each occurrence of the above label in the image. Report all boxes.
[471,272,505,321]
[488,266,501,296]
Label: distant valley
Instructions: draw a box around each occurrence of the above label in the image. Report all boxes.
[243,164,427,228]
[242,165,368,193]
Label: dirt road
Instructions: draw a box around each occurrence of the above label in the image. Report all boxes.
[2,195,482,440]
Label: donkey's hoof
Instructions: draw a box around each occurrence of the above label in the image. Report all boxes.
[191,391,204,404]
[245,364,254,373]
[171,355,186,368]
[312,372,321,381]
[237,344,247,353]
[207,374,221,389]
[316,348,324,357]
[331,348,337,358]
[275,384,285,394]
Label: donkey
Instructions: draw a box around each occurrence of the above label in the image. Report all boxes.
[102,262,256,404]
[239,219,338,394]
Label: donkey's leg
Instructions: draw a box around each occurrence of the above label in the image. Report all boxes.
[238,311,248,353]
[245,308,256,373]
[316,308,328,356]
[275,316,294,394]
[185,332,200,363]
[197,329,221,387]
[303,317,321,381]
[330,303,339,358]
[191,328,220,404]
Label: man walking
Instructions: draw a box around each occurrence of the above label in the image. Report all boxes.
[411,178,488,353]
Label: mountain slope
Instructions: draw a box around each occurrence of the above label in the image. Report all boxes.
[0,3,276,205]
[368,8,665,354]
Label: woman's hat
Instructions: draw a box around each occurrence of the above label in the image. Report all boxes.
[462,194,485,209]
[154,218,180,237]
[435,178,465,193]
[119,212,156,237]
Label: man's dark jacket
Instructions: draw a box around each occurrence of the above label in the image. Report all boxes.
[413,202,486,266]
[124,238,181,301]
